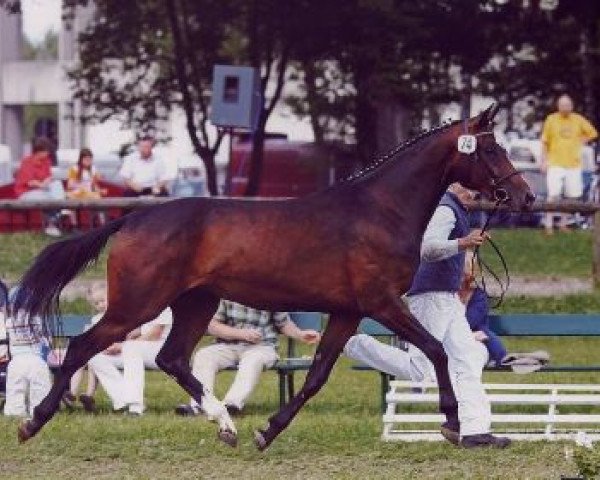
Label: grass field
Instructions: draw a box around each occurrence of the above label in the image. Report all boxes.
[1,347,595,480]
[479,228,592,277]
[0,229,598,478]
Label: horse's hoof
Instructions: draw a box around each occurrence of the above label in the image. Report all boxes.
[218,429,238,448]
[440,423,460,446]
[17,421,35,444]
[253,429,269,451]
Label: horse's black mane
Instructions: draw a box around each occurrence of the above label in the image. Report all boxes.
[345,118,462,182]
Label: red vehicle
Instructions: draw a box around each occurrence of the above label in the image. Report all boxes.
[225,138,357,197]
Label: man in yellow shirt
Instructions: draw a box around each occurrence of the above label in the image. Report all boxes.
[541,94,597,234]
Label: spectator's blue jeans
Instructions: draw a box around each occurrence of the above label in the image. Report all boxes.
[19,180,66,223]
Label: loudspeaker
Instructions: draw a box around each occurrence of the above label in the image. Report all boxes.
[210,65,262,130]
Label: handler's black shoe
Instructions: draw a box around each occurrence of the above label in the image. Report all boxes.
[461,433,511,449]
[440,422,460,446]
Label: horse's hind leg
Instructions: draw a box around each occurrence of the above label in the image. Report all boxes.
[254,313,360,450]
[18,309,142,442]
[155,289,238,447]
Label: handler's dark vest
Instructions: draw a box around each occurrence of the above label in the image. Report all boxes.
[407,192,469,296]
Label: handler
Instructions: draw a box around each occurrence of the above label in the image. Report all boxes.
[345,183,510,448]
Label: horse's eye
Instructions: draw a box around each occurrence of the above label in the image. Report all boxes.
[484,147,495,155]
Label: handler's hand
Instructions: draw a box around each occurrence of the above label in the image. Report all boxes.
[239,328,262,344]
[458,230,489,250]
[104,342,122,355]
[298,330,321,345]
[473,331,489,342]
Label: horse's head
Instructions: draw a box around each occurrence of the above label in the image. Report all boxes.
[446,104,535,210]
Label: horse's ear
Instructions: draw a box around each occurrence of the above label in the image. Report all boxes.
[477,103,499,127]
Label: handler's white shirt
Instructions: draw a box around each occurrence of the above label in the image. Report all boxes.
[119,153,169,189]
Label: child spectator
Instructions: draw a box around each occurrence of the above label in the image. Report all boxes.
[3,288,52,417]
[66,148,107,200]
[64,148,108,228]
[62,283,107,412]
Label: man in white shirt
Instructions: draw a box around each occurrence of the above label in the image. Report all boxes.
[87,308,173,415]
[120,136,170,197]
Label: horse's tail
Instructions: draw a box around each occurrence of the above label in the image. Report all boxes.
[14,216,128,321]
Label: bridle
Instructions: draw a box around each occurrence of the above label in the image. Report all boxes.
[460,130,515,308]
[469,131,521,205]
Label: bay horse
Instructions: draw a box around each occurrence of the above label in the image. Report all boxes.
[15,104,534,449]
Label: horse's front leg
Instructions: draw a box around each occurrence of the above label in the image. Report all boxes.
[155,290,238,448]
[254,313,360,451]
[371,300,460,441]
[18,311,134,442]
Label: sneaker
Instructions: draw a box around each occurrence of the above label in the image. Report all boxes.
[78,394,97,413]
[461,433,511,449]
[44,225,62,237]
[175,404,199,417]
[62,392,77,411]
[225,404,242,416]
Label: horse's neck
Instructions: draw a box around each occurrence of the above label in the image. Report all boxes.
[364,136,454,234]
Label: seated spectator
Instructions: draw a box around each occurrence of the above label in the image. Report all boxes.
[120,136,170,197]
[66,148,107,200]
[175,300,321,417]
[87,307,173,415]
[62,283,107,413]
[14,137,66,237]
[3,287,52,418]
[0,280,8,363]
[65,148,108,228]
[458,251,507,367]
[0,282,9,401]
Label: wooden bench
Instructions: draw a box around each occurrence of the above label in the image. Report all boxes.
[39,312,323,409]
[382,314,600,441]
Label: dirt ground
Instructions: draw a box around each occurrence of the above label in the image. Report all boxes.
[54,276,592,302]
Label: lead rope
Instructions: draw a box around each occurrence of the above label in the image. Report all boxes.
[471,200,511,309]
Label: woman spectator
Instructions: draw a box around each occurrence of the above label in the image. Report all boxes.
[14,137,66,237]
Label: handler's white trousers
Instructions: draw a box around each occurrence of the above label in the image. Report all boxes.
[4,354,51,417]
[190,343,279,410]
[88,340,163,414]
[344,292,490,437]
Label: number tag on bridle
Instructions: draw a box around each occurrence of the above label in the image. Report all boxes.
[457,135,477,154]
